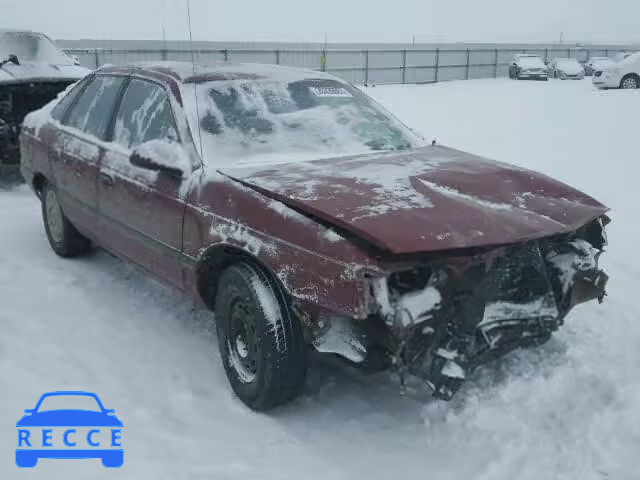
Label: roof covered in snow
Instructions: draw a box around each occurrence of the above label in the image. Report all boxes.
[99,61,343,85]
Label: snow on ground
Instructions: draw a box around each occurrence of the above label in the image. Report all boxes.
[1,78,639,479]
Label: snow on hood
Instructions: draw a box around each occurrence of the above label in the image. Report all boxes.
[554,59,584,75]
[219,145,609,254]
[0,61,89,85]
[517,57,546,70]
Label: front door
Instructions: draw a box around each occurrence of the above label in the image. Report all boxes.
[97,77,190,289]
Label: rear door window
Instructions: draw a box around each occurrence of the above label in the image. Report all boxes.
[113,79,179,150]
[64,75,126,140]
[51,76,91,122]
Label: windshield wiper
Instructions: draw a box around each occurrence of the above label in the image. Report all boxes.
[0,54,20,68]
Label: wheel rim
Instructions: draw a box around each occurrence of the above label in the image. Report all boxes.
[227,299,258,383]
[622,78,637,89]
[45,190,64,244]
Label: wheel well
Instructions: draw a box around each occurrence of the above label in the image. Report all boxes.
[196,245,282,310]
[32,173,47,198]
[621,73,640,83]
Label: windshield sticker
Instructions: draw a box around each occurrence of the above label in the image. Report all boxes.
[309,87,353,98]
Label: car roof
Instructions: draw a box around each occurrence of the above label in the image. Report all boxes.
[98,61,342,85]
[0,29,41,35]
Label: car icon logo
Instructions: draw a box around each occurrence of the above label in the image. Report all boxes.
[16,391,123,468]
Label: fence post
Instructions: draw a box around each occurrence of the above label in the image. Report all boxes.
[494,49,499,78]
[434,48,440,83]
[402,49,407,84]
[364,50,369,86]
[94,49,100,69]
[275,50,280,65]
[465,48,470,80]
[544,48,549,63]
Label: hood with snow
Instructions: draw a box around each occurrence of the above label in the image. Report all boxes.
[0,61,89,85]
[219,145,608,254]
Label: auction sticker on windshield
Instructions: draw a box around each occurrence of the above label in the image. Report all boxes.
[310,86,353,97]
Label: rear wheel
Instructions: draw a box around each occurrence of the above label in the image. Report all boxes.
[41,182,91,257]
[620,74,639,89]
[215,262,308,410]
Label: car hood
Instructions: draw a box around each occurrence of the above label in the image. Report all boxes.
[557,64,584,75]
[0,61,89,85]
[218,146,608,254]
[16,410,123,427]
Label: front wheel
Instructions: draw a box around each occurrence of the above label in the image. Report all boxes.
[620,74,639,89]
[41,182,91,257]
[215,262,308,411]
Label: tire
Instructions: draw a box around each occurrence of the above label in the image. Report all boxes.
[41,182,91,257]
[215,262,308,411]
[620,74,640,89]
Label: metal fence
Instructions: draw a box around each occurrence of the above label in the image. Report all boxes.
[65,46,629,85]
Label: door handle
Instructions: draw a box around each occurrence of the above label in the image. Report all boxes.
[99,172,115,187]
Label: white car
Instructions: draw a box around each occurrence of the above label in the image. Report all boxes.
[585,57,615,76]
[548,58,585,80]
[508,54,548,81]
[593,52,640,89]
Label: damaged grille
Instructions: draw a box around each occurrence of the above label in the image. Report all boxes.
[374,219,609,400]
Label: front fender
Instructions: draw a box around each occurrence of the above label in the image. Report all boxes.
[194,214,372,319]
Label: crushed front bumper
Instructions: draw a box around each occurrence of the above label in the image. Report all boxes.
[373,216,609,400]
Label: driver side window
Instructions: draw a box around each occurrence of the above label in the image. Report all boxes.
[113,79,179,150]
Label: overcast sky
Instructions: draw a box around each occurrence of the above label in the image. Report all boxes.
[2,0,638,44]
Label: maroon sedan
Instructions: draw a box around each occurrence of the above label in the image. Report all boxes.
[20,62,609,410]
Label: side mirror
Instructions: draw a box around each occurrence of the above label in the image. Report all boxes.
[72,55,81,66]
[129,142,187,179]
[24,409,34,414]
[104,409,115,415]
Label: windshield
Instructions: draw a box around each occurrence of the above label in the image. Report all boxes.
[0,31,72,65]
[619,52,640,65]
[517,56,545,69]
[555,59,581,68]
[36,394,102,412]
[188,78,422,166]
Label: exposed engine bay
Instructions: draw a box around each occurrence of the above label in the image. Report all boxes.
[0,81,71,169]
[313,215,609,400]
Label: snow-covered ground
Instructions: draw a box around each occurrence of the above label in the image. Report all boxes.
[1,78,639,479]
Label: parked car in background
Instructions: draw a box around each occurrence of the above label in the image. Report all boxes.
[584,57,616,76]
[20,62,609,410]
[0,29,90,178]
[593,52,640,89]
[509,54,548,80]
[548,58,585,79]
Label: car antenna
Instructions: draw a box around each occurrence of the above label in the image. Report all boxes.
[186,0,204,159]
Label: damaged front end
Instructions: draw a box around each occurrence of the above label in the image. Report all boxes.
[372,215,610,400]
[0,82,71,176]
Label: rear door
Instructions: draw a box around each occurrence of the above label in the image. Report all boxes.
[52,74,127,237]
[97,77,190,289]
